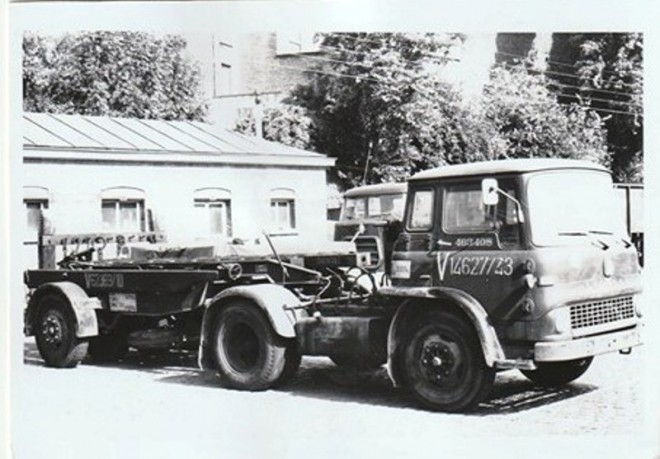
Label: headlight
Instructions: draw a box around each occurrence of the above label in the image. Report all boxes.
[548,307,572,334]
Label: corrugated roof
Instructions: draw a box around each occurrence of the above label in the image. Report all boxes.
[23,112,332,166]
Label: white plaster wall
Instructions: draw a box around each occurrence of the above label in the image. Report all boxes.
[22,159,329,247]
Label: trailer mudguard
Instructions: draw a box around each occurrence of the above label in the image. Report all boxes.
[26,281,102,338]
[378,286,507,387]
[198,284,301,371]
[205,284,300,338]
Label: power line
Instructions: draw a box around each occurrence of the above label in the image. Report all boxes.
[495,49,638,80]
[241,57,642,119]
[546,79,638,98]
[496,50,640,89]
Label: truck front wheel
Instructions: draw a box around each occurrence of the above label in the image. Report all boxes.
[402,309,495,412]
[212,301,289,391]
[34,294,89,368]
[521,357,593,386]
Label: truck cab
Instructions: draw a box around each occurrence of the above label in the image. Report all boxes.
[384,159,642,408]
[334,182,407,272]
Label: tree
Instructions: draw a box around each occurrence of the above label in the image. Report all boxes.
[547,33,643,182]
[245,32,610,189]
[289,32,484,188]
[481,65,609,165]
[23,31,207,121]
[235,104,314,150]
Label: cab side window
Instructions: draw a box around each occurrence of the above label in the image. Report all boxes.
[443,181,521,247]
[407,189,434,230]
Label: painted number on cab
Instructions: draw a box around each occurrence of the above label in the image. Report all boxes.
[437,253,514,281]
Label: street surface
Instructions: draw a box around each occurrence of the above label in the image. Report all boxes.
[11,338,658,459]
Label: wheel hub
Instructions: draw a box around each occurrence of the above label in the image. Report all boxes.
[42,315,63,345]
[421,342,455,384]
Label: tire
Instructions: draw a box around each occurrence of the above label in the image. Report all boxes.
[275,342,302,387]
[329,353,386,371]
[88,331,129,363]
[402,309,495,412]
[34,293,89,368]
[521,357,593,387]
[212,301,288,391]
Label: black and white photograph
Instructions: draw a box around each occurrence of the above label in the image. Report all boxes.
[1,1,659,458]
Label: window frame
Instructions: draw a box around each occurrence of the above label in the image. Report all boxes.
[405,187,436,232]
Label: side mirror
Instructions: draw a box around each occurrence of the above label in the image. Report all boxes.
[481,178,500,206]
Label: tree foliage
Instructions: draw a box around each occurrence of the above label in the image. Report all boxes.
[482,65,608,164]
[235,104,314,150]
[23,31,207,121]
[256,32,609,189]
[548,33,643,182]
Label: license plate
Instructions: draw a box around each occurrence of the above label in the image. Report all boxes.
[109,292,137,312]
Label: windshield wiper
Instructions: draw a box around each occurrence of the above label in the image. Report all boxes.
[557,231,609,250]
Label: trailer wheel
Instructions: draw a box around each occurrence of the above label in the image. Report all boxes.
[275,342,302,387]
[34,294,89,368]
[212,301,288,391]
[402,309,495,412]
[88,332,129,363]
[521,357,593,386]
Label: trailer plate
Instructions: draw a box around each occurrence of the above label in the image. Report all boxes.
[109,292,137,312]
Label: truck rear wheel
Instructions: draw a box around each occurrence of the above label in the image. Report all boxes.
[521,357,593,386]
[402,309,495,412]
[212,301,288,391]
[34,294,89,368]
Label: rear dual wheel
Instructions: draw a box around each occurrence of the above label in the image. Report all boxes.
[402,310,495,412]
[212,301,300,390]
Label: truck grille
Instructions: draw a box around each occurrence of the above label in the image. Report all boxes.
[354,236,380,267]
[570,296,634,329]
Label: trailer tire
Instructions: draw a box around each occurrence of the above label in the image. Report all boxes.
[212,301,288,391]
[275,342,302,387]
[34,293,89,368]
[88,332,129,363]
[402,309,495,412]
[521,357,593,387]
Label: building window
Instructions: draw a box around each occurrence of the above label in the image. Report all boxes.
[100,187,146,232]
[23,186,51,238]
[276,31,319,55]
[214,40,234,96]
[270,188,296,233]
[25,199,49,234]
[102,200,145,232]
[194,188,232,237]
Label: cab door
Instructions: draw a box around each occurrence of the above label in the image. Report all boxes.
[433,176,529,319]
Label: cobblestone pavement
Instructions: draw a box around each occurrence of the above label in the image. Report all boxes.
[11,340,659,459]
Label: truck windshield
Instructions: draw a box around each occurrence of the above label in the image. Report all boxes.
[527,170,628,246]
[341,193,406,221]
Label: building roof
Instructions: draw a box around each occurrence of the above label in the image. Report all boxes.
[409,158,608,181]
[343,182,407,198]
[23,112,334,168]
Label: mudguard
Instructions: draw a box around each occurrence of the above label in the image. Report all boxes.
[198,283,301,371]
[378,286,507,387]
[26,281,102,338]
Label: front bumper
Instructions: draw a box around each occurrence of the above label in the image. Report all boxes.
[534,327,641,362]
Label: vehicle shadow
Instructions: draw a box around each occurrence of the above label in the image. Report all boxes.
[24,341,596,415]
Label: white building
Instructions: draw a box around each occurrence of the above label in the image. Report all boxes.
[22,112,334,268]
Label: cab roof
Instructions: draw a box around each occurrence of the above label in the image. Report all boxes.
[409,159,609,182]
[344,182,408,198]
